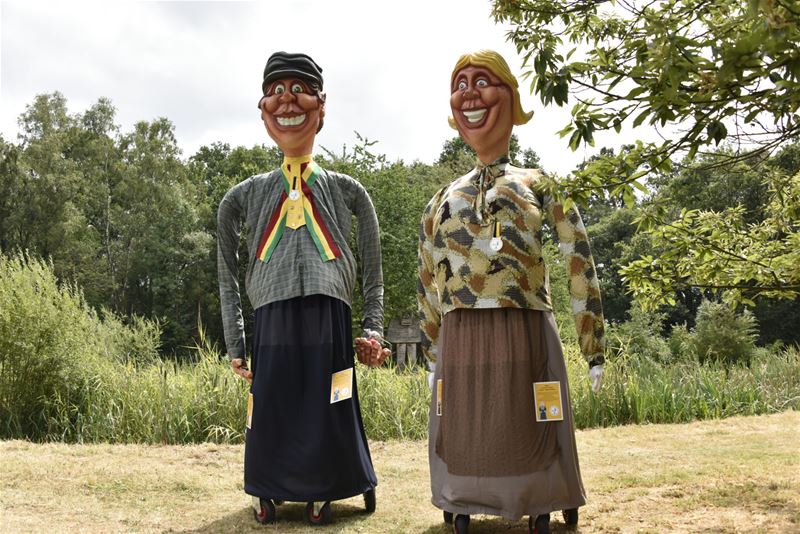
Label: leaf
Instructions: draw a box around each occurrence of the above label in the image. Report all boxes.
[568,130,582,151]
[632,110,650,128]
[625,86,648,99]
[632,179,650,193]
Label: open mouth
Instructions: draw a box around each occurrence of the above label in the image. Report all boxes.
[462,109,487,123]
[276,114,306,127]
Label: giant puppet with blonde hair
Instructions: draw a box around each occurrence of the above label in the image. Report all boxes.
[418,50,606,534]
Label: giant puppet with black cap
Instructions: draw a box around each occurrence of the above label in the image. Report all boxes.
[217,51,390,526]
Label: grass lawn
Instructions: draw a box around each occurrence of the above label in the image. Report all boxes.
[1,411,798,533]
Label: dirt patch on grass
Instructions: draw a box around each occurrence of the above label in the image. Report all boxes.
[1,411,797,533]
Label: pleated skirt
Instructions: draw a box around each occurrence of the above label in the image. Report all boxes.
[429,308,586,519]
[244,295,377,502]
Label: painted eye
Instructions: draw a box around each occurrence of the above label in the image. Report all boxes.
[457,81,467,90]
[476,79,488,87]
[273,83,286,95]
[291,83,304,93]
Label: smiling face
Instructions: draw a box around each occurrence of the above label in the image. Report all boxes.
[259,77,324,156]
[450,65,514,164]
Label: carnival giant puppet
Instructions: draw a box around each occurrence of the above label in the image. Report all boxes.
[218,51,390,526]
[417,50,605,534]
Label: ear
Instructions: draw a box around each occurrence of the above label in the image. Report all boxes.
[316,97,326,133]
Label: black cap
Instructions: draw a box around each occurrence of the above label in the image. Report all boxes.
[261,51,323,94]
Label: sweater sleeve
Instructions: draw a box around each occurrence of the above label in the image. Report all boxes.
[543,192,606,366]
[417,191,443,363]
[344,176,385,336]
[217,180,248,360]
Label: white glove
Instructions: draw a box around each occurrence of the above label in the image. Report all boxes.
[589,364,604,394]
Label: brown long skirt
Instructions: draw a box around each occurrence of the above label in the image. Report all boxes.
[428,308,586,520]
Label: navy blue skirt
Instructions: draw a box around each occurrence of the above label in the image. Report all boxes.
[244,295,377,502]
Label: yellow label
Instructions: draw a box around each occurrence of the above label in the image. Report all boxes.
[533,381,563,422]
[436,379,443,416]
[330,367,354,404]
[246,393,253,429]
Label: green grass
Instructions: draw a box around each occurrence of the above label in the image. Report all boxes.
[4,337,798,444]
[567,343,800,428]
[2,252,799,444]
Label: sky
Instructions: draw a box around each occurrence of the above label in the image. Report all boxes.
[0,0,641,175]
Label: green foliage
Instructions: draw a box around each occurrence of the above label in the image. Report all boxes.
[493,0,800,303]
[623,168,800,307]
[690,300,759,367]
[494,0,800,174]
[540,241,575,342]
[567,343,800,428]
[0,93,218,354]
[436,133,535,175]
[667,323,696,363]
[607,305,672,363]
[1,253,795,442]
[0,252,160,440]
[357,365,430,440]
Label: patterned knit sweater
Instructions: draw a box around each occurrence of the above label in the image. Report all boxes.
[417,159,605,366]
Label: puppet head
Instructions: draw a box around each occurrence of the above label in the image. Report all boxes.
[448,50,533,163]
[258,52,326,156]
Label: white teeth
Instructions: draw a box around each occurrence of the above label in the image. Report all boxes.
[463,109,487,123]
[276,114,306,126]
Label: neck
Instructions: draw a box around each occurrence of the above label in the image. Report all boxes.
[282,143,315,158]
[282,153,314,165]
[476,152,509,168]
[475,146,509,166]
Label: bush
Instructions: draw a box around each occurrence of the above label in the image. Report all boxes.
[0,252,160,440]
[607,305,672,362]
[3,251,798,443]
[691,300,758,366]
[667,323,696,362]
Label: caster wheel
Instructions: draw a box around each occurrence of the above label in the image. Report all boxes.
[443,510,454,524]
[453,514,470,534]
[563,507,578,527]
[305,501,332,526]
[529,513,550,534]
[364,489,376,513]
[253,498,275,524]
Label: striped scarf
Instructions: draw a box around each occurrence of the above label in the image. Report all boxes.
[256,156,341,263]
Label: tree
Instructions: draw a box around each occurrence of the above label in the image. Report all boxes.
[186,142,283,350]
[493,0,800,304]
[436,133,538,174]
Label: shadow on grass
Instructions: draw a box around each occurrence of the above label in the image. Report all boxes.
[180,501,372,533]
[418,515,578,533]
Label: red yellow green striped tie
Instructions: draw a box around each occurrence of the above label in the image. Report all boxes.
[256,157,341,263]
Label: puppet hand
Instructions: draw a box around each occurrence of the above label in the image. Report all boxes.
[231,358,253,384]
[355,338,390,367]
[589,364,603,394]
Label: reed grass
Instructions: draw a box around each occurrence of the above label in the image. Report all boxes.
[7,340,797,444]
[2,253,799,444]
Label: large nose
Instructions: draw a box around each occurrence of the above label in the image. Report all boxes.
[278,91,296,103]
[463,85,478,99]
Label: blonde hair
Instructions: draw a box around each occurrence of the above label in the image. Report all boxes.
[447,50,533,129]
